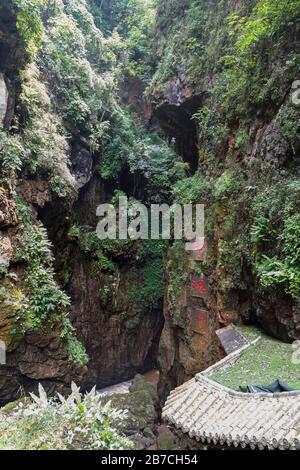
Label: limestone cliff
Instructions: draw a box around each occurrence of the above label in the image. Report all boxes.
[146,0,300,395]
[0,0,168,401]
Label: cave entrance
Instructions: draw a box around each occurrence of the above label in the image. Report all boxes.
[118,164,148,201]
[152,96,202,175]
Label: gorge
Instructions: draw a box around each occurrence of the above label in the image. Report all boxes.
[0,0,300,451]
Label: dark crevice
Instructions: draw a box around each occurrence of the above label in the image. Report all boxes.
[151,96,203,175]
[0,3,27,78]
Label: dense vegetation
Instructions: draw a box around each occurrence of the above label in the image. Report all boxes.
[0,0,185,369]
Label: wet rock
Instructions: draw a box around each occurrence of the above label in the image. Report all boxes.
[99,375,159,449]
[68,254,163,388]
[19,179,51,208]
[157,427,177,451]
[71,138,93,189]
[0,328,87,403]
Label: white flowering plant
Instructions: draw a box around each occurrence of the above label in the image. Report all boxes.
[0,383,133,450]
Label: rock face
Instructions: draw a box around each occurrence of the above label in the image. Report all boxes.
[100,374,186,450]
[1,0,299,409]
[100,375,159,449]
[157,242,223,400]
[66,174,164,388]
[37,170,164,390]
[148,0,300,396]
[0,5,86,403]
[0,187,86,403]
[70,138,94,189]
[68,254,163,388]
[0,331,86,403]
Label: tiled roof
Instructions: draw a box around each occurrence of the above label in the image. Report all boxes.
[163,374,300,450]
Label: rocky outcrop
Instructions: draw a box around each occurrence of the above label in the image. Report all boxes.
[68,254,163,388]
[158,242,223,400]
[18,179,51,209]
[147,0,300,397]
[35,165,164,391]
[0,74,8,126]
[0,4,83,402]
[0,186,18,229]
[70,137,94,189]
[0,188,18,306]
[0,330,86,403]
[101,375,159,449]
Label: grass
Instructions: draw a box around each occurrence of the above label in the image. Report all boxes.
[211,325,300,391]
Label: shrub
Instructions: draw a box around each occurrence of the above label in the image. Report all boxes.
[19,63,76,192]
[173,170,211,204]
[15,198,88,366]
[13,0,45,57]
[0,383,132,450]
[0,131,24,175]
[213,169,244,202]
[128,240,165,314]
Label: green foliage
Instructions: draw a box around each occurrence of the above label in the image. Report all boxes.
[0,130,24,175]
[79,231,117,273]
[38,0,121,141]
[220,0,300,118]
[213,169,244,202]
[99,109,183,203]
[194,105,228,164]
[250,178,300,299]
[60,317,89,367]
[18,63,75,192]
[251,215,276,243]
[13,0,45,57]
[16,221,69,330]
[50,175,67,197]
[218,239,247,293]
[256,215,300,298]
[129,240,165,314]
[156,0,189,30]
[67,224,81,240]
[122,0,157,77]
[277,104,300,157]
[15,198,88,366]
[229,0,300,63]
[90,0,156,77]
[0,383,132,450]
[172,170,211,204]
